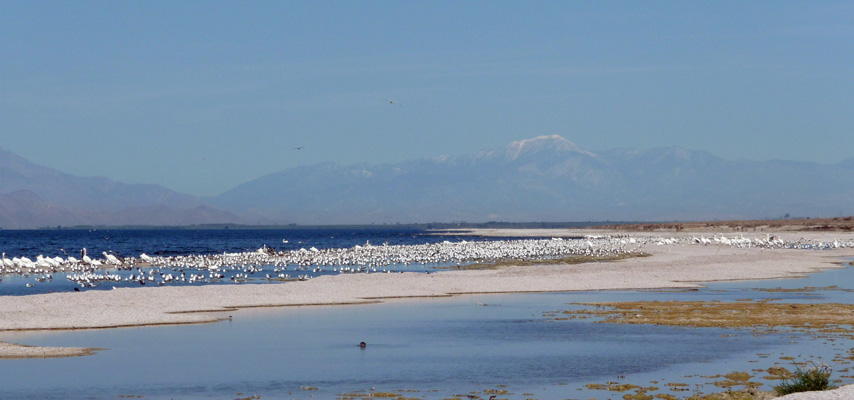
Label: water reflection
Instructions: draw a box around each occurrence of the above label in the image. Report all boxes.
[2,264,854,399]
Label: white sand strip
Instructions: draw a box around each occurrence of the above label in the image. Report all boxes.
[2,241,852,331]
[777,385,854,400]
[0,341,101,359]
[1,233,853,360]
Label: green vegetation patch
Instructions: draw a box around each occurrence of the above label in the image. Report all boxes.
[755,286,854,293]
[337,392,420,400]
[441,252,649,270]
[553,299,854,335]
[763,366,794,380]
[775,363,833,396]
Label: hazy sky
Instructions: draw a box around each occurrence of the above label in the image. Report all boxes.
[2,2,852,196]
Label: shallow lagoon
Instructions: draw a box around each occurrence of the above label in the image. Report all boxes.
[2,262,854,399]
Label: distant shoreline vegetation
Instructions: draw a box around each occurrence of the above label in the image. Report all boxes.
[2,215,846,232]
[22,221,641,231]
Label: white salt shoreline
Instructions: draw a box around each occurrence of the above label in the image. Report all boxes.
[777,385,854,400]
[3,236,852,332]
[2,229,854,400]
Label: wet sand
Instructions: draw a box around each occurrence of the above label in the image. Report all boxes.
[3,230,854,351]
[3,230,854,397]
[0,341,102,359]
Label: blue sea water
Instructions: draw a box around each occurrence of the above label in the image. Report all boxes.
[2,230,853,399]
[3,272,854,399]
[0,228,533,296]
[0,227,477,259]
[0,293,791,400]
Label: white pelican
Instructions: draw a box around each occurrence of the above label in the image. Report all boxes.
[103,251,121,265]
[19,257,35,269]
[35,256,52,269]
[81,248,93,265]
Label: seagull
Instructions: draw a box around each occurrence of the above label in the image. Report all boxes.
[294,146,304,150]
[384,98,402,107]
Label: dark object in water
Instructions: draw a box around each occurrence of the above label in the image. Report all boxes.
[359,342,366,348]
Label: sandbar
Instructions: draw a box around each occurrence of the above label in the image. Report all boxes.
[0,341,102,359]
[2,230,853,344]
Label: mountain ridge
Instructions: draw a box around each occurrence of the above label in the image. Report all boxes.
[212,136,854,224]
[0,148,243,228]
[3,137,853,227]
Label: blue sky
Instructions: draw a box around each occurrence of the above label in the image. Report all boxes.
[2,1,852,196]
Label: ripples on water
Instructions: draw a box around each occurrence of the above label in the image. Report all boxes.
[0,228,535,295]
[2,230,854,399]
[2,264,854,399]
[0,290,841,400]
[0,228,469,258]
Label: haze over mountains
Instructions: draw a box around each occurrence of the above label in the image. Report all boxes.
[0,148,241,228]
[2,136,853,228]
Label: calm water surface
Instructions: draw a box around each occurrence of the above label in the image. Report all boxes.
[2,258,853,399]
[0,228,459,257]
[0,228,535,296]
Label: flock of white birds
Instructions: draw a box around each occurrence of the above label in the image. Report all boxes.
[0,234,852,290]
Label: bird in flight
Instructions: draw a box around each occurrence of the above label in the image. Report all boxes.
[294,146,304,150]
[384,98,403,107]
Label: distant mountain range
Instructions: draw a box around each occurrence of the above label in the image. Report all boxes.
[0,148,242,228]
[2,136,853,228]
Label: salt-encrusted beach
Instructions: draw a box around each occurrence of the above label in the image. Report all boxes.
[3,230,854,351]
[777,385,854,400]
[3,229,854,398]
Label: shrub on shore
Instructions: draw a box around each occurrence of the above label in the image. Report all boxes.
[774,363,832,395]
